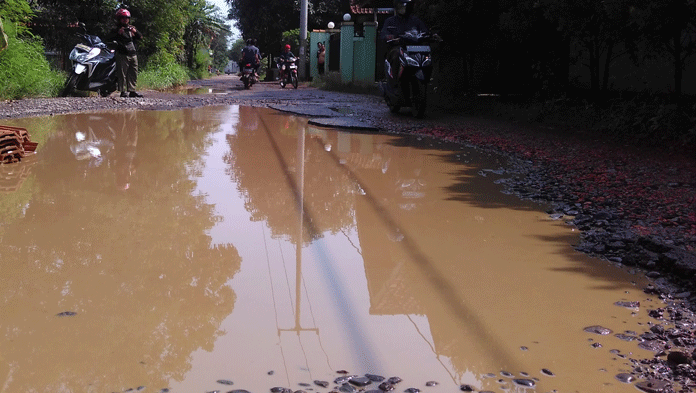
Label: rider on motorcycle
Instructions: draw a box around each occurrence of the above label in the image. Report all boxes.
[380,0,428,41]
[380,0,429,102]
[240,38,261,77]
[278,44,296,81]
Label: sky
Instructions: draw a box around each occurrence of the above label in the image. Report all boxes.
[208,0,241,41]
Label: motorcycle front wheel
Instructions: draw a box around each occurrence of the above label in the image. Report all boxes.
[60,73,79,97]
[291,73,298,89]
[411,79,428,118]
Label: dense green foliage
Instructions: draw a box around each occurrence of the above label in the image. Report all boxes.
[0,18,64,99]
[228,0,295,57]
[137,51,190,90]
[0,0,233,98]
[416,0,696,100]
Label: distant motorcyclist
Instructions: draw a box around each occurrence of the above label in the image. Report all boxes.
[278,44,296,81]
[240,38,260,76]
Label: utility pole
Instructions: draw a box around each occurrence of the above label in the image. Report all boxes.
[299,0,308,80]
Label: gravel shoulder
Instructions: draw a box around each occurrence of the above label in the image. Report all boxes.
[3,75,696,391]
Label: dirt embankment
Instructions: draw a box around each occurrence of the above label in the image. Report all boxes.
[2,75,696,391]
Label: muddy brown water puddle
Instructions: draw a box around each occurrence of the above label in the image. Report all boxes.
[1,106,658,392]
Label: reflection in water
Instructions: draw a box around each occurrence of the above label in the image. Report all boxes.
[2,106,655,393]
[0,110,241,392]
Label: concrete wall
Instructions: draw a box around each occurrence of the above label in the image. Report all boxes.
[311,22,377,84]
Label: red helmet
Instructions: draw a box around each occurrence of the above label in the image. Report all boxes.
[285,44,291,50]
[115,9,131,19]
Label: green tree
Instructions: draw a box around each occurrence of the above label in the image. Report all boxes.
[228,0,297,59]
[637,0,696,98]
[183,0,230,71]
[229,37,245,63]
[540,0,643,96]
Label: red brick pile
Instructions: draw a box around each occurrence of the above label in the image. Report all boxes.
[0,125,38,164]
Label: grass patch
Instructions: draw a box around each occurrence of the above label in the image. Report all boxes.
[138,51,190,90]
[0,19,64,99]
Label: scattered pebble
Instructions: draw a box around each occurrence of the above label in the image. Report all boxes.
[615,373,634,383]
[583,325,613,335]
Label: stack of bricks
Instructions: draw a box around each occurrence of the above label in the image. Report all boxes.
[0,125,38,164]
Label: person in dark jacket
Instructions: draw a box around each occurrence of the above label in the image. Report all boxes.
[380,0,428,42]
[240,38,261,76]
[105,8,143,98]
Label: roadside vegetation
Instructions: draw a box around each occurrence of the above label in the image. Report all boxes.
[0,3,63,99]
[0,0,233,99]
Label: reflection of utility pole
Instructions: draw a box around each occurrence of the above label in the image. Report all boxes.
[299,0,308,80]
[278,127,317,338]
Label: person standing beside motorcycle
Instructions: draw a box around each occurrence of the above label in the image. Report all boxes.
[278,44,296,81]
[105,8,143,98]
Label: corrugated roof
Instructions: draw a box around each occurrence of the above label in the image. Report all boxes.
[350,0,393,14]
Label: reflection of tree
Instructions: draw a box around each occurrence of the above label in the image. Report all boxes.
[223,106,355,243]
[0,110,241,392]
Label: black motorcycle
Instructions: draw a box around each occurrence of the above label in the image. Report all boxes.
[240,62,258,89]
[61,24,118,97]
[380,29,439,118]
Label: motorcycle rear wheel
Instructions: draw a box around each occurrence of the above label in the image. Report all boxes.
[291,73,298,89]
[243,76,251,89]
[60,73,79,97]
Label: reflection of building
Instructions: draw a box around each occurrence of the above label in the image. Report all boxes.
[308,127,428,316]
[312,128,506,381]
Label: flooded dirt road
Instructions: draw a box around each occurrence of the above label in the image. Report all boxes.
[0,106,674,393]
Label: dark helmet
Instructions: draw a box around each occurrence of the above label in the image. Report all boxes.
[393,0,413,16]
[115,8,131,19]
[246,38,254,45]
